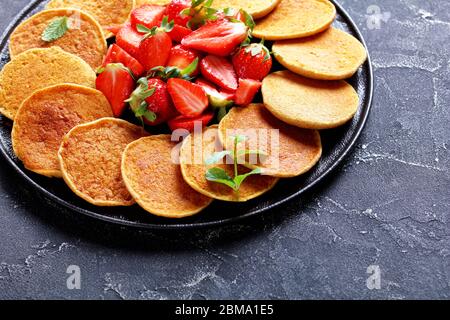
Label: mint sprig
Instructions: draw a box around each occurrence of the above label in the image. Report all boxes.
[41,16,69,42]
[205,135,265,194]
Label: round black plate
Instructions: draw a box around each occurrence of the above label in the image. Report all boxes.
[0,0,373,229]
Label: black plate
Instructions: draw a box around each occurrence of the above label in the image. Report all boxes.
[0,0,373,230]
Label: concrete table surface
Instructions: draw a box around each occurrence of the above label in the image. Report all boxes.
[0,0,449,300]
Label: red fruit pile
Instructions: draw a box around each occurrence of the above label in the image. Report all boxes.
[97,0,273,132]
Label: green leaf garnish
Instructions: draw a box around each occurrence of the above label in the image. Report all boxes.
[41,16,69,42]
[205,135,265,194]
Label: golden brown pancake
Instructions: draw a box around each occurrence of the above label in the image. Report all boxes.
[0,47,96,120]
[253,0,336,40]
[273,28,367,80]
[262,70,359,129]
[12,84,113,178]
[59,118,147,206]
[135,0,169,6]
[180,127,279,202]
[121,135,213,218]
[46,0,135,38]
[9,8,107,68]
[219,104,322,178]
[212,0,281,19]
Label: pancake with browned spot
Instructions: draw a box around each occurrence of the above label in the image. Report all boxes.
[0,47,96,120]
[253,0,336,40]
[262,70,359,129]
[212,0,281,19]
[46,0,135,38]
[12,84,113,178]
[59,118,147,206]
[9,8,107,68]
[219,104,322,178]
[121,135,213,218]
[180,126,279,202]
[273,28,367,80]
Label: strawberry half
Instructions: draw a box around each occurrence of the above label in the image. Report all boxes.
[131,4,166,29]
[167,24,192,42]
[102,44,145,77]
[116,23,142,58]
[167,78,208,117]
[232,42,272,81]
[195,78,234,108]
[96,63,135,117]
[181,19,248,56]
[200,55,238,91]
[167,45,200,75]
[136,17,174,71]
[235,78,262,106]
[168,112,214,132]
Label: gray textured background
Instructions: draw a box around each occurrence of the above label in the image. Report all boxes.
[0,0,449,300]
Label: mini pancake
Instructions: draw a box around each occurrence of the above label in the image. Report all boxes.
[211,0,281,19]
[59,118,147,207]
[262,70,359,129]
[0,47,96,120]
[121,135,213,218]
[273,28,368,80]
[135,0,170,6]
[180,126,279,202]
[219,104,322,178]
[12,84,113,178]
[253,0,336,40]
[46,0,135,38]
[9,8,107,68]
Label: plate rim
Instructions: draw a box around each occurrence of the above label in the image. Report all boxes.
[0,0,374,230]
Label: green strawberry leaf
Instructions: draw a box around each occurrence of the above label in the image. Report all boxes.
[41,16,69,42]
[205,168,236,189]
[180,57,199,76]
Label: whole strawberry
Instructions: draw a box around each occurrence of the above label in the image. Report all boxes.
[232,42,272,81]
[136,17,174,71]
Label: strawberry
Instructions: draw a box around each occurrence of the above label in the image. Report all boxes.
[166,0,191,27]
[102,44,145,77]
[195,78,234,110]
[167,45,200,75]
[131,4,166,29]
[168,112,214,132]
[116,23,142,58]
[200,55,238,91]
[181,19,248,56]
[136,17,174,71]
[232,42,272,81]
[127,78,178,126]
[167,78,208,117]
[167,24,192,42]
[96,63,135,117]
[235,78,262,106]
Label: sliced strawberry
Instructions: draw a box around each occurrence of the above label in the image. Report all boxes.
[167,24,192,42]
[200,55,238,91]
[96,63,134,117]
[144,78,177,125]
[166,0,191,27]
[181,19,248,56]
[168,112,214,132]
[102,44,145,77]
[136,19,174,71]
[167,78,208,117]
[131,4,166,29]
[116,23,142,58]
[232,43,272,81]
[195,78,234,109]
[219,89,236,101]
[195,78,219,96]
[235,78,262,106]
[167,45,200,75]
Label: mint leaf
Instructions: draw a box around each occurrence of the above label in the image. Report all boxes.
[41,17,69,42]
[234,168,262,190]
[205,168,236,189]
[205,151,232,165]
